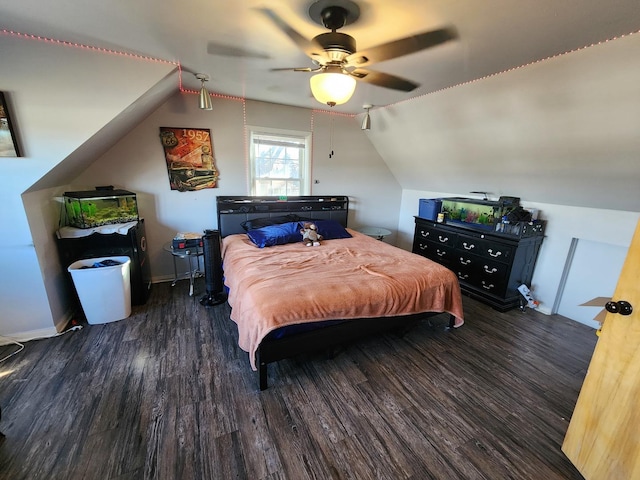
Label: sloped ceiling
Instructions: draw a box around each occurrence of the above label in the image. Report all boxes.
[1,1,639,211]
[1,0,640,114]
[25,71,179,192]
[368,33,640,212]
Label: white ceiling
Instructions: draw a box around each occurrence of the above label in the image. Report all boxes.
[2,0,640,114]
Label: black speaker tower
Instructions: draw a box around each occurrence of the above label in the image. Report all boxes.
[200,229,227,306]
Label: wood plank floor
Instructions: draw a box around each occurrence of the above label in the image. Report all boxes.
[0,280,595,479]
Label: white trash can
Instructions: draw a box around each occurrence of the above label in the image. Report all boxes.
[68,256,132,324]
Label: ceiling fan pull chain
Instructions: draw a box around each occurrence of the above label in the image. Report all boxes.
[329,114,334,158]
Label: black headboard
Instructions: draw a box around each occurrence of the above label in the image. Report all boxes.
[216,196,349,237]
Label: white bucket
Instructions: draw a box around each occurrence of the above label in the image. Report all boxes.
[68,256,132,324]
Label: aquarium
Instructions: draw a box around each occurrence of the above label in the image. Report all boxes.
[441,197,517,230]
[64,189,139,229]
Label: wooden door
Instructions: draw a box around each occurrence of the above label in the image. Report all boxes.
[562,219,640,479]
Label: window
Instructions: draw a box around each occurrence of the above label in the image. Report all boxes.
[249,128,311,196]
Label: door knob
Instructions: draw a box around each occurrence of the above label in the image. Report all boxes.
[605,300,633,316]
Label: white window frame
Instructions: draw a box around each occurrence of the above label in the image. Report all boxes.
[247,126,311,197]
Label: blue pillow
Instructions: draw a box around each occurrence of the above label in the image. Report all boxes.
[240,214,302,232]
[246,221,303,248]
[313,220,352,240]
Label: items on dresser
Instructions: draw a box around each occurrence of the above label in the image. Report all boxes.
[413,215,544,312]
[418,199,443,221]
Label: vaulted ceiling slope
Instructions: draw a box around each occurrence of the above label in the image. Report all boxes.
[367,33,640,212]
[2,0,640,114]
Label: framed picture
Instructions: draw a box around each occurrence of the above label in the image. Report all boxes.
[0,92,21,157]
[159,127,219,191]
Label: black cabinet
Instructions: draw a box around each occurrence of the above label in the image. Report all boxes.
[57,219,152,306]
[413,217,544,311]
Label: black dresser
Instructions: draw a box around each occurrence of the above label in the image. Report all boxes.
[413,217,544,311]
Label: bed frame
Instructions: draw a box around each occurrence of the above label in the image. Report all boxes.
[217,196,455,390]
[216,195,351,237]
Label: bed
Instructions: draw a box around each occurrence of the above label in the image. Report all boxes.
[217,196,464,390]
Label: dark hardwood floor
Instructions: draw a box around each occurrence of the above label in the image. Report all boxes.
[0,280,595,479]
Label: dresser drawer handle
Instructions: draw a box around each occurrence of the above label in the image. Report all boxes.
[436,249,446,257]
[457,272,469,280]
[438,235,449,243]
[482,281,495,290]
[459,258,471,265]
[483,266,498,274]
[487,249,502,258]
[420,230,430,238]
[462,242,475,250]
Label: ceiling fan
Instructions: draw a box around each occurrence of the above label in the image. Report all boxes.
[260,0,457,106]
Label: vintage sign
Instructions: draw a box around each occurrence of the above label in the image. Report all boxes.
[159,127,219,191]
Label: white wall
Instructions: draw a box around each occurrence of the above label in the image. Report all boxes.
[556,239,628,328]
[72,95,401,283]
[0,34,175,339]
[366,33,640,213]
[310,112,402,241]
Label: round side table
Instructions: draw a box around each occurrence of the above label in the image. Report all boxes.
[163,242,203,296]
[357,226,392,241]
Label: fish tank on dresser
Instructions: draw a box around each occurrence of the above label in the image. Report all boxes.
[442,197,504,230]
[63,187,139,229]
[437,196,544,237]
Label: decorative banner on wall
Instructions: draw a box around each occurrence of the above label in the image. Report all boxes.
[0,92,21,157]
[159,127,219,191]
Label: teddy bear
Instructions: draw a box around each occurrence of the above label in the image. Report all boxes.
[300,222,323,247]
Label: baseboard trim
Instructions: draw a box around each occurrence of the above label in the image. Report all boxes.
[0,326,59,345]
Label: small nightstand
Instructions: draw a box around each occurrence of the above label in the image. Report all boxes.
[163,242,203,296]
[357,226,392,241]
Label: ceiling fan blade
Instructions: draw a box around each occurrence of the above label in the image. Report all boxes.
[207,42,270,59]
[350,69,419,92]
[345,27,457,67]
[270,67,320,72]
[258,8,329,62]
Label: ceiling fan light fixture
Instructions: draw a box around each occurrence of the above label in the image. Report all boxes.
[196,73,213,110]
[309,71,356,107]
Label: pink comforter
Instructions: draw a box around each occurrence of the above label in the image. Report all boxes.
[222,229,464,370]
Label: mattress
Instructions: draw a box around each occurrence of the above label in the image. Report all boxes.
[222,229,464,369]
